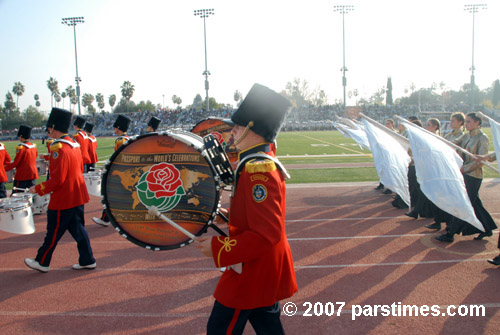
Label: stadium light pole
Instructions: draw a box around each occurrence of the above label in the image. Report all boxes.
[62,16,84,115]
[194,9,214,112]
[464,4,487,110]
[334,5,354,108]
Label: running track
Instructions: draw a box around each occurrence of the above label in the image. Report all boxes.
[1,180,499,334]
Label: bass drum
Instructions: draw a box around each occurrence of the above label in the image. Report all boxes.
[101,130,220,250]
[191,117,239,169]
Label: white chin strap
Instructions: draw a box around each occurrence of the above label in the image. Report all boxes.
[234,121,253,146]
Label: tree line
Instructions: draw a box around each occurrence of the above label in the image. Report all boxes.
[2,76,500,131]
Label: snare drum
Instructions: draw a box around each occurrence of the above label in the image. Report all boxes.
[36,159,48,176]
[6,169,15,183]
[32,193,50,214]
[11,192,33,206]
[102,130,223,250]
[0,199,35,234]
[84,171,102,197]
[191,117,239,168]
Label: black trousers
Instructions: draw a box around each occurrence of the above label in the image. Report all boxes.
[0,182,6,198]
[35,205,95,267]
[11,179,35,194]
[207,300,284,335]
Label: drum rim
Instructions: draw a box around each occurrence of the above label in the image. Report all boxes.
[0,199,31,210]
[101,131,219,251]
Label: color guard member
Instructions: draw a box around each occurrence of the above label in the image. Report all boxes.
[196,84,297,335]
[5,125,38,194]
[24,107,95,273]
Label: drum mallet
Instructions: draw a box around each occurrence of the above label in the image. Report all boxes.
[12,187,30,193]
[147,206,242,274]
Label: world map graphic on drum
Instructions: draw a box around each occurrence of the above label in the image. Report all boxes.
[102,133,220,249]
[112,165,209,210]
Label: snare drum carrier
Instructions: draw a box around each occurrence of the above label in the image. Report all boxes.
[101,130,234,250]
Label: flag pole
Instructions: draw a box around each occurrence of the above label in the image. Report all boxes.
[395,115,499,174]
[359,113,410,149]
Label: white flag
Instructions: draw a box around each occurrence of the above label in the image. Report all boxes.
[334,121,371,151]
[405,124,484,231]
[362,119,411,206]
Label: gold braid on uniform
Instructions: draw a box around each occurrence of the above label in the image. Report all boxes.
[234,121,254,146]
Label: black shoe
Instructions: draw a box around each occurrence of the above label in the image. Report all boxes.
[425,222,441,230]
[435,233,454,243]
[474,231,492,240]
[487,255,500,266]
[375,183,384,190]
[383,189,393,194]
[405,211,418,219]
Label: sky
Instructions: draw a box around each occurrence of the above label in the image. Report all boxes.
[1,0,499,115]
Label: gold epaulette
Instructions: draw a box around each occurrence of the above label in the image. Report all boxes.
[47,139,54,145]
[72,133,79,138]
[245,158,277,174]
[50,142,63,152]
[16,144,23,150]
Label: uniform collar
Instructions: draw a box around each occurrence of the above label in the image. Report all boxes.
[469,128,481,136]
[238,142,271,161]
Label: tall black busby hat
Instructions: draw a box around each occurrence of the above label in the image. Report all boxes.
[113,114,131,132]
[47,107,73,133]
[147,116,161,131]
[73,116,86,128]
[231,83,291,142]
[17,125,32,139]
[84,122,94,133]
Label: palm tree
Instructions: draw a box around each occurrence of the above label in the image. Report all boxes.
[96,93,105,112]
[61,92,67,109]
[12,82,25,111]
[47,77,59,107]
[65,86,76,112]
[109,94,116,112]
[121,81,134,113]
[81,93,95,114]
[121,81,135,102]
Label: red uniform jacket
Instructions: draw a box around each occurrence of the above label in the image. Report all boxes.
[35,135,89,210]
[210,143,297,309]
[0,143,12,182]
[87,134,98,164]
[5,141,38,181]
[73,131,91,165]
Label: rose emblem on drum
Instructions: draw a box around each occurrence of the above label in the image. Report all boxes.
[136,162,186,212]
[210,132,226,150]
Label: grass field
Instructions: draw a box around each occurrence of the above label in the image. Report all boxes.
[1,129,498,186]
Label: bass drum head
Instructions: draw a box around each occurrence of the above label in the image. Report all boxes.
[102,132,219,250]
[191,117,238,168]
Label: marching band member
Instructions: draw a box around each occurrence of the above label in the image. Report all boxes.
[73,116,91,172]
[84,122,98,172]
[39,128,54,180]
[425,112,465,230]
[196,84,297,335]
[146,116,161,133]
[5,125,38,195]
[24,107,95,273]
[405,118,441,219]
[92,114,131,227]
[0,141,12,198]
[475,152,500,265]
[435,113,497,242]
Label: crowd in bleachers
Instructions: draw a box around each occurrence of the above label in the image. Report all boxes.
[0,104,496,140]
